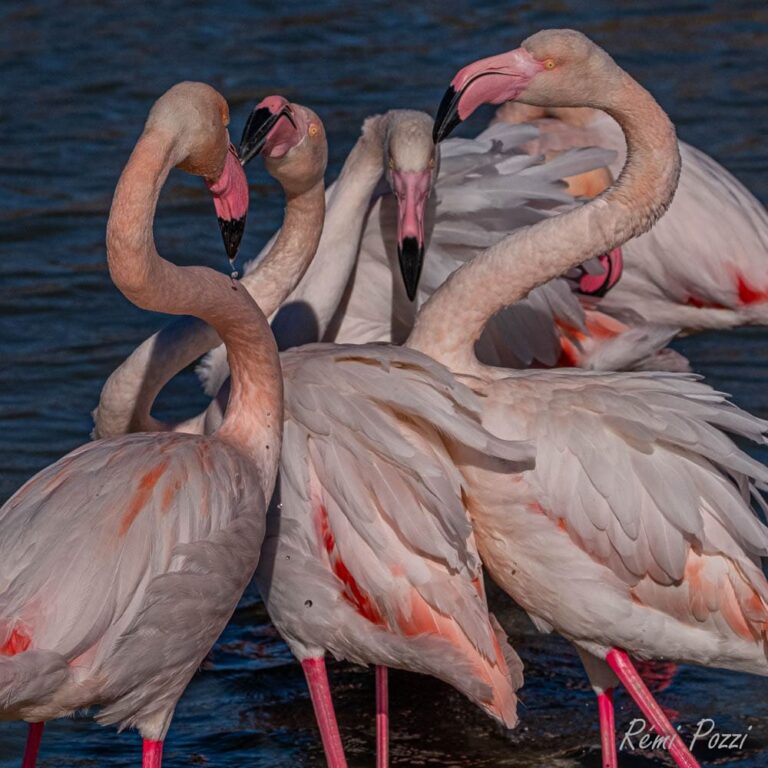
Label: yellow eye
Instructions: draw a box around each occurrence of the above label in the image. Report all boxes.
[308,123,319,137]
[428,157,436,169]
[389,157,395,170]
[544,58,556,70]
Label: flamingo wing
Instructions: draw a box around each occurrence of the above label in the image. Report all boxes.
[614,142,768,316]
[0,432,265,722]
[493,370,768,586]
[276,343,531,723]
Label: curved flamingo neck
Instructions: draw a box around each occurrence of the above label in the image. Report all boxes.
[93,316,218,437]
[268,121,387,348]
[407,75,680,373]
[240,177,326,322]
[105,128,282,476]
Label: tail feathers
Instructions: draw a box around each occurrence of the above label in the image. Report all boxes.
[491,614,524,691]
[0,651,69,711]
[394,590,521,728]
[481,614,523,729]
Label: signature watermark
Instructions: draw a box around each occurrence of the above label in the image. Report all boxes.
[620,718,752,753]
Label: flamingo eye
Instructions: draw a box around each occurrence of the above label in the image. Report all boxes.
[428,157,435,169]
[308,123,319,137]
[388,157,396,170]
[544,58,556,70]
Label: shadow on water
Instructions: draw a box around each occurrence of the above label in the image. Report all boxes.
[0,0,767,764]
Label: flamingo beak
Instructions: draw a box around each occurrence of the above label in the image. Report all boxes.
[572,247,624,298]
[433,48,545,143]
[392,169,431,301]
[206,144,249,262]
[238,96,298,165]
[433,85,462,144]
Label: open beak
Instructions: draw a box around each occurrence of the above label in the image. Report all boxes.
[392,169,431,301]
[433,47,545,143]
[572,247,624,298]
[206,143,249,262]
[238,96,297,165]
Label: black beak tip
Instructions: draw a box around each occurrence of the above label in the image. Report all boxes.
[398,237,425,302]
[433,85,462,144]
[238,106,276,165]
[218,216,246,262]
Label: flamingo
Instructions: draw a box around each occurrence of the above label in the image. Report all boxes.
[194,107,679,403]
[407,29,768,768]
[0,82,282,768]
[495,102,768,331]
[95,96,532,768]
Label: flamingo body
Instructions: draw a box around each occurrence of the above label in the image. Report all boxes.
[0,432,266,735]
[459,368,768,675]
[256,342,528,725]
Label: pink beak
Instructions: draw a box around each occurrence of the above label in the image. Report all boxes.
[206,143,249,262]
[239,95,299,164]
[391,169,432,301]
[433,47,545,142]
[572,248,624,298]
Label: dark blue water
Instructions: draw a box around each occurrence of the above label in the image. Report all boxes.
[1,0,767,764]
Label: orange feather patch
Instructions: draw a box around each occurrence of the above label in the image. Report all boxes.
[315,505,386,626]
[119,460,169,536]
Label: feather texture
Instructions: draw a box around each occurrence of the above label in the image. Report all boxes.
[0,433,266,734]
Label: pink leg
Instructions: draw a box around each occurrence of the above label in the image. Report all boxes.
[606,649,700,768]
[376,665,389,768]
[597,689,618,768]
[142,739,163,768]
[21,723,44,768]
[301,658,348,768]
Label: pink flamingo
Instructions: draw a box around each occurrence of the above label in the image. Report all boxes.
[409,29,768,768]
[95,96,530,768]
[0,82,282,768]
[495,102,768,332]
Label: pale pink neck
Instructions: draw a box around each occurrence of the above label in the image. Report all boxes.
[240,178,326,318]
[105,129,282,475]
[408,75,680,373]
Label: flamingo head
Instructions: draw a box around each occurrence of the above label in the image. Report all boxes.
[384,110,437,301]
[433,30,620,143]
[145,82,249,264]
[239,96,327,195]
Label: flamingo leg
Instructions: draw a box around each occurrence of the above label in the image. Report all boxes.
[597,689,618,768]
[606,649,700,768]
[376,665,389,768]
[301,657,348,768]
[21,723,44,768]
[142,739,163,768]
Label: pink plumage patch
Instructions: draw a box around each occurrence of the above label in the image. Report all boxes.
[314,505,386,626]
[1,626,31,656]
[686,275,768,309]
[119,460,169,536]
[686,295,727,310]
[554,311,626,368]
[737,275,768,306]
